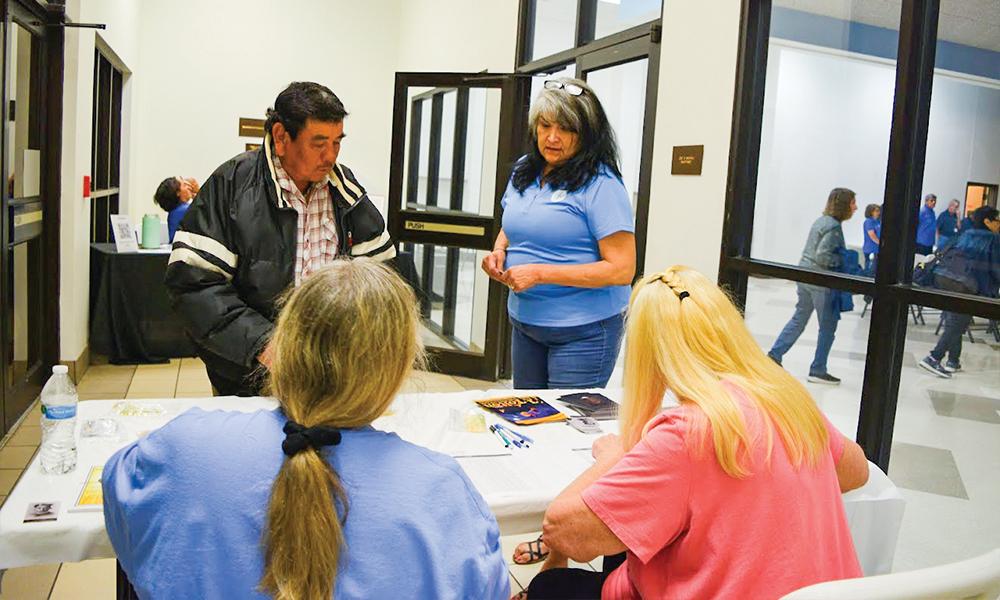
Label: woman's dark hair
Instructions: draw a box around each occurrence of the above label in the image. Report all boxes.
[971,205,999,229]
[511,77,621,193]
[823,188,856,222]
[153,177,181,212]
[864,203,880,219]
[265,82,348,140]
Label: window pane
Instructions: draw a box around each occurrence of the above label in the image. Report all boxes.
[752,1,901,278]
[594,0,661,39]
[529,0,578,61]
[586,58,648,212]
[8,23,40,199]
[892,304,999,570]
[914,0,999,258]
[744,275,871,435]
[406,243,490,353]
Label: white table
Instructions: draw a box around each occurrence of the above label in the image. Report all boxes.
[0,390,905,576]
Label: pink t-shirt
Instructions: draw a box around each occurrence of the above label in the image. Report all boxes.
[582,389,862,599]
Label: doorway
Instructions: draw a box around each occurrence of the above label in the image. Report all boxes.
[387,73,530,381]
[964,182,998,219]
[1,1,61,435]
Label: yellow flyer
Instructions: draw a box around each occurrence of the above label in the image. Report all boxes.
[70,466,104,512]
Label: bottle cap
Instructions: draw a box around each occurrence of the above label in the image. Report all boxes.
[52,365,69,374]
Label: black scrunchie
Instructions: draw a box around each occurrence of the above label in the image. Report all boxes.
[282,420,342,457]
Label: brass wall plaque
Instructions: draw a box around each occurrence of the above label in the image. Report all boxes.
[404,221,485,236]
[671,145,704,175]
[238,118,265,138]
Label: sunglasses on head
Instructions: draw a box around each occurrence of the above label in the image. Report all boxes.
[544,80,585,96]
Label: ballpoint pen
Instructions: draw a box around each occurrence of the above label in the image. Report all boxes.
[497,423,533,445]
[489,425,511,448]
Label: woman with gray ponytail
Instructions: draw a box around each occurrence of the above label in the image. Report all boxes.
[103,260,508,599]
[482,77,636,393]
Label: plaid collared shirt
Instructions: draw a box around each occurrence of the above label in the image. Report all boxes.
[271,152,339,285]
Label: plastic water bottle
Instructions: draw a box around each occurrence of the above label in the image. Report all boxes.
[39,365,78,474]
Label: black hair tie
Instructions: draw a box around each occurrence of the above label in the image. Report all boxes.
[282,420,342,457]
[678,291,690,301]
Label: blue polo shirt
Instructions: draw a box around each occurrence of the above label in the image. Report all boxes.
[862,217,881,256]
[501,165,634,327]
[917,205,936,247]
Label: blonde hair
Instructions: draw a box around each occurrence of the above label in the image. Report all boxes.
[620,266,829,478]
[259,259,423,600]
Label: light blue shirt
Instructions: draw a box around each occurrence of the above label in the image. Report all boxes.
[103,408,508,600]
[501,165,634,327]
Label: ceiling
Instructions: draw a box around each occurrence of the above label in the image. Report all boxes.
[773,0,1000,52]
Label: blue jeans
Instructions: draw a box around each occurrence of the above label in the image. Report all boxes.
[511,313,625,389]
[768,284,839,376]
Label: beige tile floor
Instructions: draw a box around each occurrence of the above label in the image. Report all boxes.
[0,359,577,598]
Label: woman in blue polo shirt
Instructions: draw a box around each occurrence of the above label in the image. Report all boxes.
[481,78,635,390]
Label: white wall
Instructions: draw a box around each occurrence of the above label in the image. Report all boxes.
[641,0,742,277]
[60,0,141,361]
[129,0,405,222]
[753,41,1000,265]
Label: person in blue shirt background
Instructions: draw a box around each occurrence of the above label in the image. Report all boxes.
[936,198,960,249]
[916,193,937,255]
[862,203,881,274]
[153,176,199,242]
[481,77,635,392]
[103,260,509,600]
[918,206,1000,379]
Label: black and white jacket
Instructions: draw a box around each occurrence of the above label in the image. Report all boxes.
[164,138,394,395]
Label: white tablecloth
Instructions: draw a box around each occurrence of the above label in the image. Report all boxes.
[0,390,904,575]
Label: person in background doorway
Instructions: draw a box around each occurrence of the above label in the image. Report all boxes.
[767,188,857,385]
[481,77,635,391]
[105,261,508,599]
[916,193,937,255]
[918,206,1000,378]
[517,267,867,599]
[154,176,200,242]
[164,82,394,396]
[862,203,881,274]
[936,198,960,249]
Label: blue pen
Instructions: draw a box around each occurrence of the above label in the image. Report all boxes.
[489,425,511,448]
[498,423,533,445]
[495,426,518,448]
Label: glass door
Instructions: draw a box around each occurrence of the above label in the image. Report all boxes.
[1,4,54,433]
[387,73,530,380]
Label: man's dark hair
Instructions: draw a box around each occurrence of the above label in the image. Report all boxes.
[971,205,999,229]
[154,177,181,212]
[264,82,348,140]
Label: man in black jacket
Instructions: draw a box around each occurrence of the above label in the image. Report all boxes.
[165,82,394,395]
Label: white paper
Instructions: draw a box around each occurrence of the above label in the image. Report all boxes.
[110,215,138,253]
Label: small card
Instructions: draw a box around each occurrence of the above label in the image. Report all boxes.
[110,215,138,253]
[567,416,603,434]
[69,466,104,512]
[24,501,60,523]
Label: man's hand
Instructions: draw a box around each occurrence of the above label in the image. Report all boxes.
[481,248,506,282]
[503,264,545,292]
[592,434,625,464]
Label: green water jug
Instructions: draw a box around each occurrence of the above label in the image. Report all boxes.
[141,214,161,249]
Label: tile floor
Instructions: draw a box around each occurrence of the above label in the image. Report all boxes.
[0,358,567,598]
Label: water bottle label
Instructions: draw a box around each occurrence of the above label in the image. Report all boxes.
[44,405,77,420]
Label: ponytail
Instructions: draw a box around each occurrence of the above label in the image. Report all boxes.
[260,418,348,600]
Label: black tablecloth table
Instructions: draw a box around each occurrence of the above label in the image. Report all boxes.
[89,243,197,364]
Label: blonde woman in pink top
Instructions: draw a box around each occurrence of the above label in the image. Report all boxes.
[518,266,870,600]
